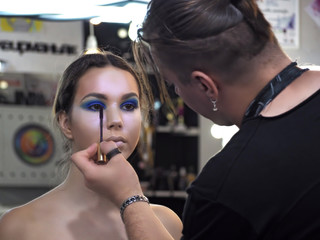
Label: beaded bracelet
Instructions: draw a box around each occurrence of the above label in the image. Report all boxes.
[120,195,149,221]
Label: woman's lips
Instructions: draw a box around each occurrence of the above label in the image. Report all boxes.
[105,136,126,148]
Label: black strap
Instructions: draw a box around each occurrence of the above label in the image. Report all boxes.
[106,148,122,161]
[243,62,308,122]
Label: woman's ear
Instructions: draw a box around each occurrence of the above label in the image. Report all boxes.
[191,71,219,99]
[58,111,73,140]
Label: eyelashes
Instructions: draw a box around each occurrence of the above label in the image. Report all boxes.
[81,100,106,112]
[120,99,139,111]
[81,98,139,112]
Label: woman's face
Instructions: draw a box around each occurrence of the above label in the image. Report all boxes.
[67,66,141,159]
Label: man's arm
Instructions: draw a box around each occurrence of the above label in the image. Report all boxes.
[71,142,175,240]
[123,202,174,240]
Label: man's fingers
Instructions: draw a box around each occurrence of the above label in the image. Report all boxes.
[100,141,118,155]
[87,142,99,158]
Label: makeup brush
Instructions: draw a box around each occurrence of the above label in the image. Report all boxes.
[100,106,103,142]
[96,107,107,164]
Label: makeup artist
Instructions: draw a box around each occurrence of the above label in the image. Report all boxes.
[70,0,320,239]
[0,51,182,240]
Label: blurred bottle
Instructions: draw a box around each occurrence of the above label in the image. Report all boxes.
[178,166,188,190]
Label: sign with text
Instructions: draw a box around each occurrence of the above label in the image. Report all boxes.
[0,18,83,74]
[257,0,300,49]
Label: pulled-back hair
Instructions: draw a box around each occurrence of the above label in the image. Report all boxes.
[52,51,153,172]
[133,0,279,104]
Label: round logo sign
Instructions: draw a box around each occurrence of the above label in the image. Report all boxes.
[14,124,54,165]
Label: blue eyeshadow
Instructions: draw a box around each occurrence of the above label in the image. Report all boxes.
[80,100,106,111]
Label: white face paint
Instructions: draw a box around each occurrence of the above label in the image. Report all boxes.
[69,66,141,159]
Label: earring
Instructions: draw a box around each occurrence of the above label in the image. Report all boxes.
[211,99,218,112]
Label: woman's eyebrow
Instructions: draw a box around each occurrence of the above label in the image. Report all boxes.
[80,92,139,102]
[121,92,139,100]
[81,93,107,101]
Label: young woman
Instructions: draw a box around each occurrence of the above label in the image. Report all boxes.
[0,51,182,240]
[70,0,320,240]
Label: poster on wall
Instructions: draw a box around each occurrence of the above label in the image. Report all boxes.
[0,105,64,187]
[305,0,320,28]
[0,18,83,74]
[14,124,55,166]
[257,0,300,49]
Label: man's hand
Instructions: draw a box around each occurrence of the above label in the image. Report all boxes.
[71,141,143,208]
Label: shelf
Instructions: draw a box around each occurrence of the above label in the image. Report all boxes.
[156,126,199,136]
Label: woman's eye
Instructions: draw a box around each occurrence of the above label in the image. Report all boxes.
[122,103,135,111]
[121,99,139,111]
[81,101,105,112]
[88,103,104,111]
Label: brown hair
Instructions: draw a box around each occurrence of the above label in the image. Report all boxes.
[52,51,153,171]
[133,0,279,104]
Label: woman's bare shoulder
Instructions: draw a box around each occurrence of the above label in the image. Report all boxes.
[0,189,64,240]
[0,205,33,240]
[151,204,183,240]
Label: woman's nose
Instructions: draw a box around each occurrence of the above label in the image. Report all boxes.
[106,107,123,130]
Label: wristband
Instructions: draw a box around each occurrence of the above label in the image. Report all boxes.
[106,148,121,161]
[120,195,149,221]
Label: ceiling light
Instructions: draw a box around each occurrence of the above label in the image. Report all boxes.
[117,28,128,39]
[91,6,132,23]
[0,80,9,90]
[85,22,99,54]
[93,3,147,24]
[90,17,102,25]
[0,1,150,23]
[38,5,100,20]
[0,0,84,15]
[91,0,127,4]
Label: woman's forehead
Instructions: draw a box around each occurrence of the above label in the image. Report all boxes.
[75,66,139,98]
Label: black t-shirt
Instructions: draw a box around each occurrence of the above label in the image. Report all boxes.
[182,90,320,240]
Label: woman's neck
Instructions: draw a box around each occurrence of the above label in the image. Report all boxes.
[57,163,117,211]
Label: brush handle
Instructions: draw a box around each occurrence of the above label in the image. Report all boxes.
[96,142,107,164]
[99,107,103,142]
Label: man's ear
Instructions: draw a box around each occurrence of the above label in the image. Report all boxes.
[191,71,219,99]
[58,111,73,140]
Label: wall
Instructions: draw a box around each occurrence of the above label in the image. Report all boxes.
[0,18,83,208]
[0,18,83,74]
[286,0,320,65]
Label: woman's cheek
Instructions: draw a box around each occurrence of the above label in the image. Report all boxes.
[130,115,142,145]
[71,109,101,148]
[122,114,141,150]
[72,107,100,127]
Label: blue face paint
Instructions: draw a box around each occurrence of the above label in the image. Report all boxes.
[80,100,106,112]
[120,98,139,112]
[81,97,139,113]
